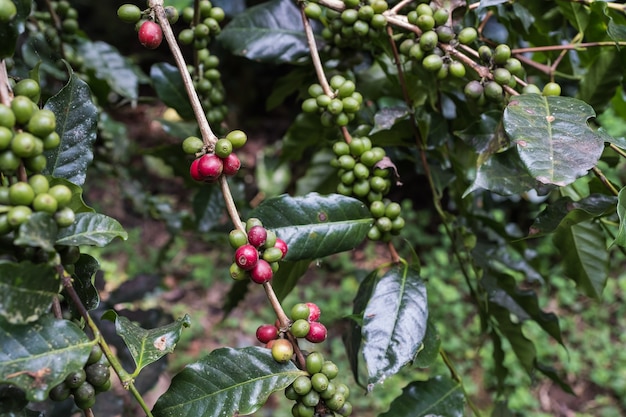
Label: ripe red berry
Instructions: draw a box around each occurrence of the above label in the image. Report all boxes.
[197,153,223,181]
[306,302,321,322]
[256,324,278,344]
[234,244,258,270]
[138,21,163,49]
[247,225,267,248]
[306,322,327,343]
[190,158,204,181]
[274,238,288,259]
[222,153,241,176]
[250,259,273,284]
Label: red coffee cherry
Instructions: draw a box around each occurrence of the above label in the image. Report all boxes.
[234,244,258,271]
[256,324,278,344]
[222,153,241,176]
[250,259,273,284]
[190,158,204,181]
[274,238,288,259]
[247,225,267,248]
[197,153,223,181]
[306,322,327,343]
[306,302,321,322]
[138,20,163,49]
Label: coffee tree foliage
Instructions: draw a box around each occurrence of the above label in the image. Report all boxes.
[1,0,625,415]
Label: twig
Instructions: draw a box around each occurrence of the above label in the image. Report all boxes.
[219,176,245,232]
[0,61,11,105]
[592,166,619,196]
[300,3,332,95]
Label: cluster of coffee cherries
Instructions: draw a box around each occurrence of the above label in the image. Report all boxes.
[34,0,80,44]
[185,130,245,182]
[301,75,363,128]
[0,80,75,234]
[256,302,326,351]
[117,3,179,49]
[178,1,225,50]
[48,345,111,410]
[305,0,388,50]
[228,218,288,284]
[285,352,353,417]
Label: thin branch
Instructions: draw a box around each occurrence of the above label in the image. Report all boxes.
[219,176,245,232]
[610,143,626,159]
[512,41,626,54]
[0,61,11,106]
[592,166,619,196]
[300,3,332,95]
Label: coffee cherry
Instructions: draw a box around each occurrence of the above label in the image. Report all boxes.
[11,96,34,125]
[48,184,72,208]
[464,80,484,100]
[0,104,15,128]
[49,383,71,401]
[229,263,247,280]
[478,45,492,63]
[14,79,40,102]
[9,182,35,206]
[304,2,322,19]
[449,61,466,78]
[293,375,312,395]
[164,6,179,24]
[484,81,504,101]
[306,322,327,343]
[229,229,248,249]
[226,130,247,149]
[73,381,95,403]
[214,138,232,158]
[326,393,346,411]
[419,31,438,51]
[65,370,86,389]
[118,4,141,23]
[306,302,321,321]
[493,68,512,86]
[256,324,278,344]
[43,132,60,150]
[33,193,58,214]
[422,54,443,72]
[234,244,259,271]
[523,84,542,94]
[436,25,455,43]
[246,217,263,231]
[247,225,267,248]
[311,372,329,392]
[493,44,511,65]
[457,27,478,45]
[250,259,273,283]
[221,153,241,176]
[417,14,435,31]
[320,382,337,399]
[301,389,320,407]
[433,7,449,25]
[321,361,339,379]
[543,82,561,96]
[262,247,284,263]
[0,0,17,22]
[138,21,163,49]
[182,136,204,155]
[291,319,311,338]
[284,384,300,401]
[86,345,103,365]
[291,303,310,321]
[7,205,31,227]
[274,238,288,258]
[85,362,110,387]
[271,339,294,363]
[305,352,324,374]
[197,153,223,180]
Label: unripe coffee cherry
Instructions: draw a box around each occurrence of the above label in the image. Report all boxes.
[55,207,76,228]
[247,225,267,248]
[306,322,327,343]
[290,319,311,338]
[256,324,278,344]
[229,229,248,249]
[292,375,313,395]
[271,339,294,363]
[321,361,339,379]
[138,21,163,49]
[311,372,329,392]
[291,303,311,321]
[306,302,321,321]
[250,259,273,283]
[306,352,324,374]
[274,238,288,258]
[234,244,258,270]
[221,153,241,176]
[214,138,232,158]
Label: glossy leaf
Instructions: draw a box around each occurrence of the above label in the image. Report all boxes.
[361,264,428,385]
[413,320,441,368]
[294,149,339,196]
[217,0,312,64]
[271,259,312,302]
[44,74,98,186]
[250,193,371,261]
[193,187,226,233]
[380,375,464,417]
[577,49,623,112]
[0,315,92,402]
[0,262,59,324]
[504,95,606,186]
[66,254,100,314]
[13,213,58,252]
[553,220,609,298]
[613,187,626,247]
[77,40,143,100]
[151,63,194,120]
[55,213,128,246]
[152,347,305,417]
[102,311,190,376]
[529,194,616,237]
[455,111,509,160]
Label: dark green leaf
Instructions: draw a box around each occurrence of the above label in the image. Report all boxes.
[370,106,411,135]
[271,259,311,302]
[362,264,428,385]
[67,254,100,313]
[193,187,226,233]
[577,49,623,111]
[255,148,291,198]
[55,213,128,246]
[479,0,508,7]
[556,1,589,32]
[282,113,337,161]
[0,262,59,324]
[413,321,441,368]
[152,347,305,417]
[613,186,626,247]
[222,279,251,317]
[0,315,92,402]
[217,0,312,64]
[294,149,339,196]
[250,193,371,261]
[151,63,194,120]
[44,74,98,186]
[529,194,616,237]
[77,41,143,100]
[13,213,58,252]
[0,385,28,415]
[553,220,609,298]
[380,375,464,417]
[102,311,190,376]
[504,95,605,186]
[455,111,509,159]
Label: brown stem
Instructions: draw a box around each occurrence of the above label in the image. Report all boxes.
[592,166,619,196]
[263,282,290,328]
[513,41,626,54]
[610,143,626,159]
[84,408,95,417]
[150,0,217,148]
[219,176,245,232]
[300,3,332,95]
[0,61,11,106]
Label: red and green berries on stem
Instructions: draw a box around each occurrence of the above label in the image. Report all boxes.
[186,130,247,182]
[138,20,163,49]
[289,302,327,343]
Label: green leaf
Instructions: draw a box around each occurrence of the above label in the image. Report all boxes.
[271,259,312,302]
[413,320,441,368]
[217,0,313,64]
[249,193,371,261]
[13,213,58,252]
[66,254,100,314]
[553,220,609,298]
[529,194,616,237]
[44,74,98,186]
[0,262,59,324]
[151,63,194,120]
[455,111,509,159]
[255,148,291,198]
[282,113,337,162]
[77,40,143,100]
[294,149,339,196]
[613,186,626,247]
[193,187,226,233]
[102,312,190,376]
[0,315,92,402]
[55,213,128,246]
[152,347,305,417]
[577,49,624,112]
[361,264,428,385]
[504,95,605,186]
[380,375,465,417]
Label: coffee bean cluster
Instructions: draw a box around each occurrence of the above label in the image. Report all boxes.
[0,80,75,234]
[34,0,80,45]
[285,351,353,417]
[228,218,288,284]
[301,75,362,128]
[186,130,245,182]
[48,345,112,410]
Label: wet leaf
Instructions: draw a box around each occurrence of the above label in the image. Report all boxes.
[55,213,128,246]
[380,375,464,417]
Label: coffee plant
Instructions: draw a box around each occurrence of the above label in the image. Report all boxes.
[1,0,626,415]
